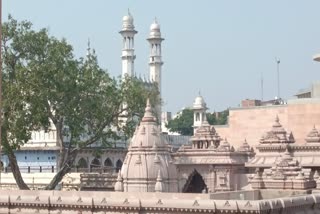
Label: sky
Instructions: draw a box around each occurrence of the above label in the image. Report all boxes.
[5,0,320,113]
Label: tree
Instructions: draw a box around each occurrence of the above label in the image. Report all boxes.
[166,108,194,135]
[2,16,159,190]
[166,108,229,136]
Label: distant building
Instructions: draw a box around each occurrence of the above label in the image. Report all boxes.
[295,81,320,99]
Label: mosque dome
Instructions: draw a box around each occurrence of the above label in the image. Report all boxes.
[119,99,178,192]
[149,19,162,38]
[122,11,134,30]
[193,95,207,110]
[150,21,160,31]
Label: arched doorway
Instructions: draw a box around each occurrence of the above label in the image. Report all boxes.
[90,158,101,172]
[182,170,207,193]
[116,159,123,172]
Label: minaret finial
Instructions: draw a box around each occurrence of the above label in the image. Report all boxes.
[154,17,158,24]
[128,8,131,16]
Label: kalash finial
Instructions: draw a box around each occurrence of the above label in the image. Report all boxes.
[142,98,156,122]
[128,8,131,16]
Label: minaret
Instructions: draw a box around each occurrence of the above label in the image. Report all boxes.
[119,10,137,79]
[147,18,164,120]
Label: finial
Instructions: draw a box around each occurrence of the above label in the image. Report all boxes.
[198,90,201,96]
[154,17,158,24]
[157,170,162,181]
[146,98,151,108]
[128,8,131,16]
[114,171,124,192]
[275,115,279,123]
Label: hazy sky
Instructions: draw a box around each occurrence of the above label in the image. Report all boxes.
[5,1,320,113]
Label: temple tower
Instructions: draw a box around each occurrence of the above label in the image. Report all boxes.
[118,99,178,192]
[148,18,164,121]
[119,10,137,79]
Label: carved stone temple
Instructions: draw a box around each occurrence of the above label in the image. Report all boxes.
[116,99,178,192]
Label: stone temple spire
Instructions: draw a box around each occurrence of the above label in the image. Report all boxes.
[119,99,178,192]
[119,10,137,79]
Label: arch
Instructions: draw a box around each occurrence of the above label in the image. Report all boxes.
[77,158,88,168]
[104,158,113,167]
[182,170,207,193]
[116,159,123,172]
[90,158,101,170]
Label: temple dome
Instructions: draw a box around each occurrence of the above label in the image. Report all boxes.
[119,99,178,192]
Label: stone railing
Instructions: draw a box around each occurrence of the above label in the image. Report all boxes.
[0,190,320,213]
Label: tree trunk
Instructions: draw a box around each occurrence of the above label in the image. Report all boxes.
[7,149,29,190]
[56,122,65,169]
[44,148,78,190]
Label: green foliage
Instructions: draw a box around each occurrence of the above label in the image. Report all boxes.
[166,108,229,136]
[2,15,159,189]
[166,108,194,136]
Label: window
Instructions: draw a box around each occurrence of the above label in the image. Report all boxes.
[196,113,200,121]
[25,156,27,160]
[37,157,39,160]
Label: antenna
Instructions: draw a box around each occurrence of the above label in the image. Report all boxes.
[261,73,264,101]
[275,57,280,99]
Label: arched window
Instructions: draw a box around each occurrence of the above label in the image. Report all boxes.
[116,159,123,172]
[78,158,88,168]
[90,158,101,171]
[104,158,113,167]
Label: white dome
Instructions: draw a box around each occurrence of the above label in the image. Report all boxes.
[193,95,207,109]
[122,15,133,23]
[122,12,134,29]
[150,22,160,31]
[148,19,162,38]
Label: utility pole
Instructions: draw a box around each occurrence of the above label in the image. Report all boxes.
[275,57,280,99]
[261,73,264,101]
[0,0,3,188]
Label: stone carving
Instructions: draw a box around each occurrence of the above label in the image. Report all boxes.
[250,148,316,190]
[305,126,320,144]
[260,116,294,144]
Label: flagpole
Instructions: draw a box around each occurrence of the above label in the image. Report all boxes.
[275,57,280,99]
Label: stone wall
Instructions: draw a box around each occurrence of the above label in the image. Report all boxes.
[215,98,320,149]
[0,189,320,213]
